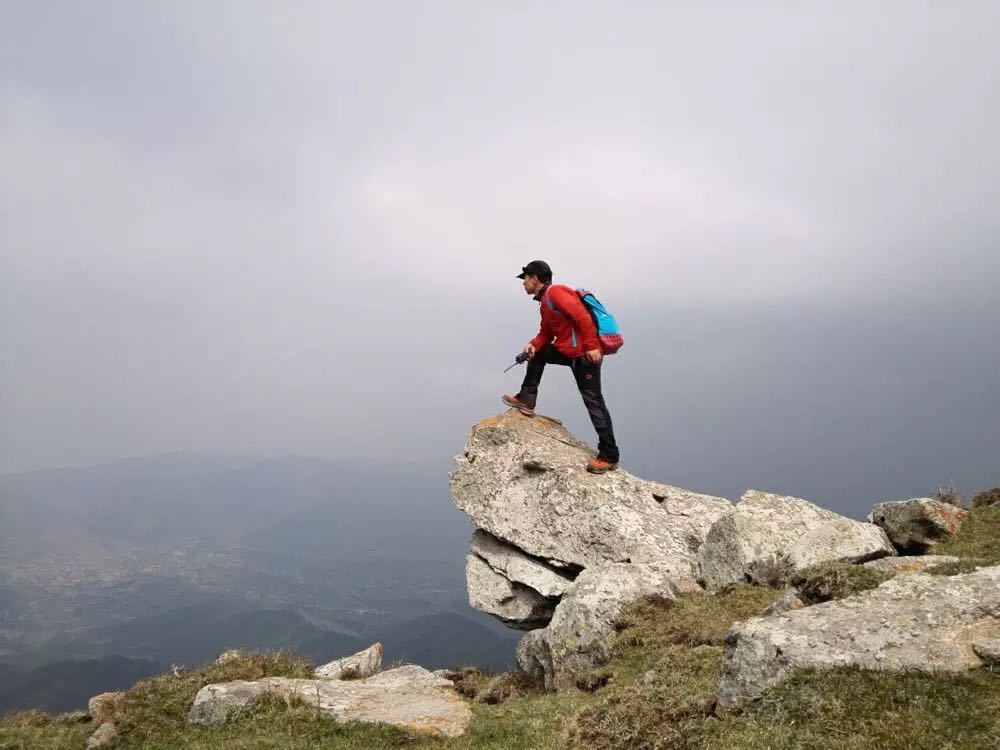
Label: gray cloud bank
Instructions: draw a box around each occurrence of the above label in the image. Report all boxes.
[2,2,999,517]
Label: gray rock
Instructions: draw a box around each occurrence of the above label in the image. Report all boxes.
[189,664,470,738]
[973,637,1000,665]
[314,642,383,680]
[717,565,1000,708]
[215,648,245,665]
[87,691,124,725]
[515,563,697,690]
[450,411,731,578]
[466,554,557,629]
[470,530,574,598]
[698,490,895,591]
[761,588,805,616]
[868,498,968,552]
[87,722,117,749]
[862,555,961,574]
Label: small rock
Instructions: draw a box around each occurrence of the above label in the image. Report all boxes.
[762,588,805,616]
[87,692,124,725]
[868,498,968,553]
[315,642,383,680]
[214,649,245,665]
[973,637,1000,665]
[87,722,117,749]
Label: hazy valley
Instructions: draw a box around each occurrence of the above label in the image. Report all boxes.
[0,452,518,714]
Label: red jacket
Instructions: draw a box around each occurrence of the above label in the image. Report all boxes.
[529,284,601,358]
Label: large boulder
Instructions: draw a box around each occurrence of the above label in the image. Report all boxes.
[450,411,732,581]
[698,490,895,591]
[516,563,698,690]
[868,498,968,553]
[314,642,383,680]
[189,664,470,738]
[717,565,1000,708]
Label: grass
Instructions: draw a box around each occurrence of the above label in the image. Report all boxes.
[0,710,92,750]
[565,585,782,749]
[698,667,1000,750]
[790,561,892,604]
[932,505,1000,565]
[971,488,1000,510]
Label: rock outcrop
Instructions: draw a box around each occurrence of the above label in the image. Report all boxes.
[868,498,968,552]
[451,412,731,578]
[314,642,383,680]
[698,490,895,591]
[189,664,470,738]
[87,691,123,725]
[717,565,1000,707]
[450,411,731,686]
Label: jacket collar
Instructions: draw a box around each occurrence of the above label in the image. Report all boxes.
[533,282,552,302]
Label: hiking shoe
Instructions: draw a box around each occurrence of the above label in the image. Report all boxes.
[502,394,535,417]
[586,457,619,474]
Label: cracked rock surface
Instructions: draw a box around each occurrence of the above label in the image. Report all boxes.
[717,565,1000,707]
[189,665,470,737]
[868,497,968,553]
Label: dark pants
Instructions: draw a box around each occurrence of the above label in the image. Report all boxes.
[517,344,620,463]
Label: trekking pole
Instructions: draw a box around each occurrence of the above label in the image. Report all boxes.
[503,352,529,373]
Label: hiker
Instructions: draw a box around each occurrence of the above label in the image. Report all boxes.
[503,260,621,474]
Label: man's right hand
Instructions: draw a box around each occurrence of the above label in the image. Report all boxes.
[523,343,537,360]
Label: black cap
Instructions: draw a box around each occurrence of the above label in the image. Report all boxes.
[517,260,552,280]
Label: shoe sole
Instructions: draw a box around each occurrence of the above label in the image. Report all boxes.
[502,396,535,417]
[587,464,619,474]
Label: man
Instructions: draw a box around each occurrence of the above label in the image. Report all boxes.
[503,260,621,474]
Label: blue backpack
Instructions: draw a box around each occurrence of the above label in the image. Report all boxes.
[546,287,624,354]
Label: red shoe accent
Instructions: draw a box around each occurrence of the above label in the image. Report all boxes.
[586,457,619,474]
[502,394,535,417]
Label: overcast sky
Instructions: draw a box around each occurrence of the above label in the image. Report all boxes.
[2,2,999,517]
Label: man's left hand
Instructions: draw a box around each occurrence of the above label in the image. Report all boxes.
[585,349,603,365]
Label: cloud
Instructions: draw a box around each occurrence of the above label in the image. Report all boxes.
[2,1,999,518]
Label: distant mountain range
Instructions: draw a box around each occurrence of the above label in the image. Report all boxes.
[0,452,518,715]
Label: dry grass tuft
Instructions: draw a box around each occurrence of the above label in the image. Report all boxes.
[971,487,1000,510]
[935,483,965,507]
